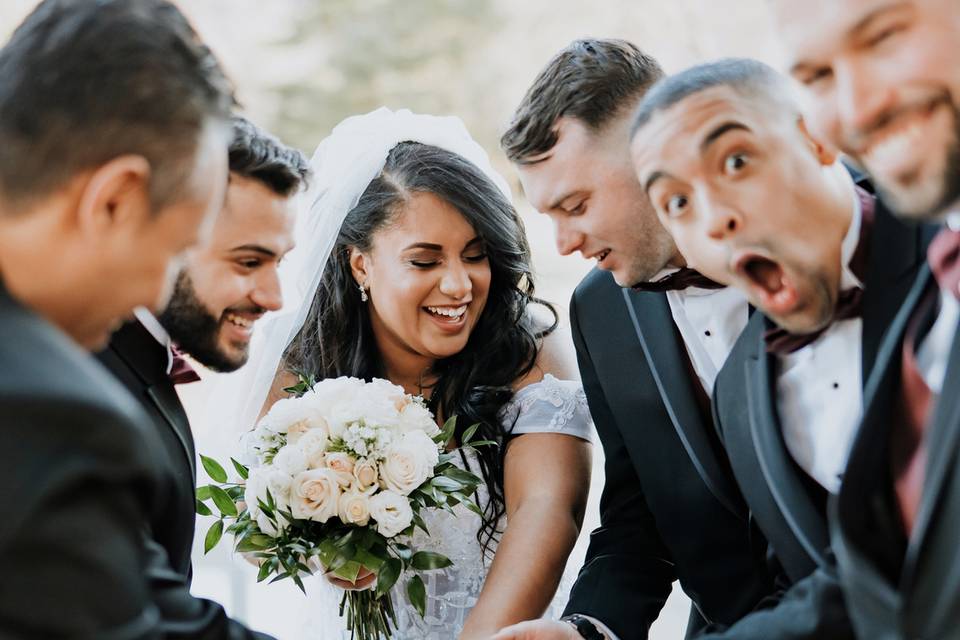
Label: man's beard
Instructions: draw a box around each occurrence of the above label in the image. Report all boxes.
[158,272,253,373]
[867,99,960,220]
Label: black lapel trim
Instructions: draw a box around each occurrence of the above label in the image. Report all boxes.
[744,326,830,570]
[620,288,744,519]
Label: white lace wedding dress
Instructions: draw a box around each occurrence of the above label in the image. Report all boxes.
[302,374,594,639]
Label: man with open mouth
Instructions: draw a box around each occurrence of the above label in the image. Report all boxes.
[96,116,307,630]
[766,0,960,637]
[630,58,932,640]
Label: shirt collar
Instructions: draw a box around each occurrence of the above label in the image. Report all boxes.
[947,210,960,231]
[840,177,863,291]
[133,306,174,374]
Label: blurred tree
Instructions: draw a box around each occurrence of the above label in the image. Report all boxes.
[268,0,501,152]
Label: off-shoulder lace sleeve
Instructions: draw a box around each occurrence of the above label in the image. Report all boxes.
[500,374,593,442]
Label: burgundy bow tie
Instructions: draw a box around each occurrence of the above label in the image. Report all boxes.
[928,226,960,300]
[169,345,200,385]
[632,268,724,293]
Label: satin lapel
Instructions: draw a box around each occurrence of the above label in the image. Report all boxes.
[905,322,960,581]
[861,205,932,377]
[110,322,196,485]
[744,325,830,569]
[621,288,744,518]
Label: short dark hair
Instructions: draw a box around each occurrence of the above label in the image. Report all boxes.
[631,57,797,139]
[228,116,311,197]
[501,39,664,164]
[0,0,236,211]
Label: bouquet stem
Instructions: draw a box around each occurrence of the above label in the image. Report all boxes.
[340,590,397,640]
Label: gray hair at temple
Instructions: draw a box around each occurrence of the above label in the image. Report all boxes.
[630,58,801,141]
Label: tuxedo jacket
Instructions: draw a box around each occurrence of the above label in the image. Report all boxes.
[98,320,197,577]
[563,269,777,640]
[97,320,274,640]
[833,259,960,640]
[711,200,932,639]
[0,281,169,638]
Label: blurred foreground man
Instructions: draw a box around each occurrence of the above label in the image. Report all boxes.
[770,1,960,637]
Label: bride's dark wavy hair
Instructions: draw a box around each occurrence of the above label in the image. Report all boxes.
[285,141,556,553]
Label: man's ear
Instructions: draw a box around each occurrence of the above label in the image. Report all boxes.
[797,116,838,166]
[349,246,370,287]
[75,155,152,236]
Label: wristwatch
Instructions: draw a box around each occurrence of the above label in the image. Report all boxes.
[562,614,605,640]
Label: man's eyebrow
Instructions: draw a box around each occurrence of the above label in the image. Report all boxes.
[229,244,277,258]
[848,1,910,40]
[700,121,750,154]
[643,170,670,194]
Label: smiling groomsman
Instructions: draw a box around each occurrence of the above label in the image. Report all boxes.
[98,116,307,584]
[630,57,933,640]
[766,1,960,637]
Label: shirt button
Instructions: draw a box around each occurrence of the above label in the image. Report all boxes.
[832,382,840,389]
[704,330,712,337]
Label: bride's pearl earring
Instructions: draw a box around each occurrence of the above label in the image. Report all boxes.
[359,283,368,303]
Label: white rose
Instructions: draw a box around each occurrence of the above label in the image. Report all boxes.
[238,426,272,467]
[296,429,330,468]
[256,511,279,537]
[326,452,356,475]
[273,445,309,477]
[259,396,331,437]
[290,468,343,523]
[398,401,440,436]
[338,489,372,526]
[379,430,440,495]
[244,468,270,518]
[369,490,414,538]
[244,468,291,534]
[353,458,379,490]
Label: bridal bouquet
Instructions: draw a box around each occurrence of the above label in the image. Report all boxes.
[197,375,488,639]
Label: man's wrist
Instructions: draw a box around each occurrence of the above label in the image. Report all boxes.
[561,614,607,640]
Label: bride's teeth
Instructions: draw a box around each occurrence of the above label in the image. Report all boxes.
[426,306,466,318]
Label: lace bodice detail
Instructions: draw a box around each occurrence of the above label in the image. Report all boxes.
[304,375,593,639]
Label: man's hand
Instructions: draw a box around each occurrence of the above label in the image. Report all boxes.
[491,620,583,640]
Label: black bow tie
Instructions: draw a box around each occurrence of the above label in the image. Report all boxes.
[632,268,725,293]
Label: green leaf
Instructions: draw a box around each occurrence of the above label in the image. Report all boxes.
[376,558,402,597]
[353,547,385,572]
[435,415,457,444]
[465,439,498,448]
[411,551,453,570]
[236,533,273,553]
[461,423,480,444]
[230,457,249,480]
[392,543,413,561]
[200,455,228,483]
[195,499,213,517]
[256,557,274,582]
[406,574,427,617]
[443,467,483,485]
[209,485,239,517]
[411,512,429,535]
[204,519,224,554]
[196,485,213,501]
[462,498,484,517]
[332,559,362,582]
[430,476,464,492]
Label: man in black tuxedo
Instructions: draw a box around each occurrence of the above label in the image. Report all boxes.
[768,0,960,637]
[0,2,276,638]
[495,40,784,640]
[97,116,307,580]
[631,58,931,639]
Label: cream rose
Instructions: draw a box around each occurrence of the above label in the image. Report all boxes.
[353,458,379,490]
[338,489,372,526]
[326,452,356,475]
[290,468,342,523]
[398,401,439,436]
[369,490,414,537]
[259,396,331,437]
[379,430,440,495]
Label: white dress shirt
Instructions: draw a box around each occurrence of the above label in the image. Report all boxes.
[133,306,174,374]
[775,189,863,494]
[652,269,750,395]
[915,211,960,394]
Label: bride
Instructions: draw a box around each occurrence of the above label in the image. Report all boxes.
[234,108,593,639]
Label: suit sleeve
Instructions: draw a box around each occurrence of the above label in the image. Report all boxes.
[698,364,855,640]
[143,535,275,640]
[562,292,676,640]
[0,400,162,639]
